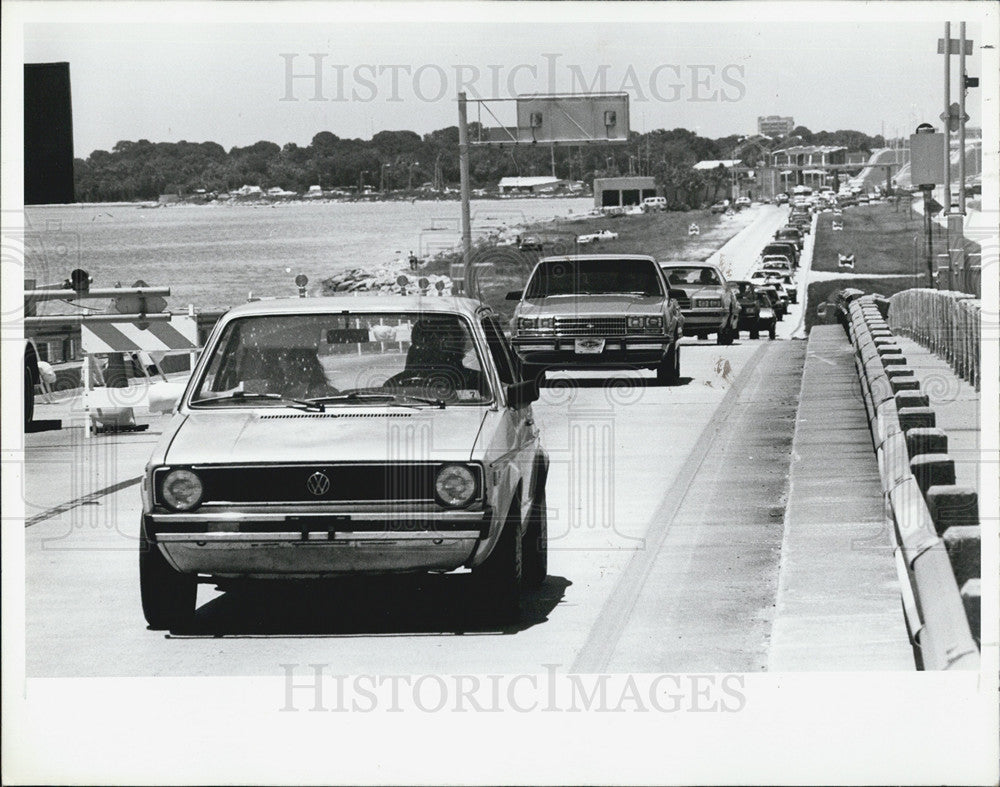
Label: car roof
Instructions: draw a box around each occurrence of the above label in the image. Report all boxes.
[659,261,722,271]
[219,295,491,319]
[538,253,655,263]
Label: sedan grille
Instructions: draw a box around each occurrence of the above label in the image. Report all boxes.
[154,463,479,506]
[552,316,627,336]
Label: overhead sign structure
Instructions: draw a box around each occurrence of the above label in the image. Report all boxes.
[471,93,630,147]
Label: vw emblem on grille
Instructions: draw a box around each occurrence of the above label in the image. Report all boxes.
[306,471,331,496]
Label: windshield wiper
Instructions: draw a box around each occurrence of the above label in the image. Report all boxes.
[306,392,447,409]
[193,391,325,411]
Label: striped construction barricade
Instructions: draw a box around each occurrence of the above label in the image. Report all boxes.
[81,315,199,435]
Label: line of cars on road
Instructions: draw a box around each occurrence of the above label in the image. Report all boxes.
[140,226,804,630]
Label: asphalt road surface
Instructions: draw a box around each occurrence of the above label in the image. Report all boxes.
[23,204,811,677]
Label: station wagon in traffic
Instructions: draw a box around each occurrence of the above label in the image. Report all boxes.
[507,254,684,384]
[140,296,548,629]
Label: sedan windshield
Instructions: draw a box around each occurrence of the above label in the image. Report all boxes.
[191,312,492,406]
[524,258,664,298]
[662,266,721,287]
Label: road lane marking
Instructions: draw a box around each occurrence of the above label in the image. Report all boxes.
[25,475,143,528]
[570,342,770,673]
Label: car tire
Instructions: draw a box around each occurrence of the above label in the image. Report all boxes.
[521,484,547,588]
[140,522,197,630]
[473,502,523,622]
[24,362,36,428]
[657,341,680,385]
[750,324,760,340]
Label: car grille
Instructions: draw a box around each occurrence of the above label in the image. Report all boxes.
[154,463,480,506]
[552,316,627,336]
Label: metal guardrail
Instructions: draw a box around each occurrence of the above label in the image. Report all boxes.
[842,291,980,670]
[888,288,981,390]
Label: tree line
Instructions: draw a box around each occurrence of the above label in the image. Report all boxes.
[72,125,886,205]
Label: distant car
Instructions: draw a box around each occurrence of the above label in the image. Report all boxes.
[730,280,762,339]
[761,241,799,268]
[734,196,752,209]
[140,296,548,628]
[775,192,789,205]
[774,226,804,251]
[710,201,729,214]
[760,257,794,279]
[754,290,777,340]
[642,196,667,211]
[857,194,870,205]
[577,229,620,245]
[508,255,684,384]
[754,282,786,321]
[518,235,544,251]
[660,263,740,345]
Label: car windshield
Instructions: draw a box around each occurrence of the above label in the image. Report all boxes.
[662,266,721,286]
[524,258,664,298]
[190,312,492,407]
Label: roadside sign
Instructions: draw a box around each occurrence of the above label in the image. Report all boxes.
[939,102,969,133]
[909,131,945,187]
[113,280,167,315]
[937,38,974,55]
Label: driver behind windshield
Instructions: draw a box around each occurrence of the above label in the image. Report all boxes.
[384,317,485,398]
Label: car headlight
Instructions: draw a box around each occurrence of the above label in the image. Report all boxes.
[517,317,537,331]
[627,315,644,331]
[645,316,663,330]
[538,317,554,329]
[160,469,203,511]
[434,464,477,508]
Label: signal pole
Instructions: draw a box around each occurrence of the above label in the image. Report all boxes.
[457,92,472,295]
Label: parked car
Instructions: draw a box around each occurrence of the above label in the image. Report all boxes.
[775,192,789,205]
[518,235,545,251]
[730,280,762,339]
[659,263,740,345]
[577,229,620,245]
[139,296,548,628]
[774,226,804,251]
[734,196,752,209]
[642,196,667,211]
[508,255,684,384]
[710,201,730,214]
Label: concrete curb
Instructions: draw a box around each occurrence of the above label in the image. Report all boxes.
[841,291,980,670]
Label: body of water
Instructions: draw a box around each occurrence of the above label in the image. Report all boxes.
[25,197,593,311]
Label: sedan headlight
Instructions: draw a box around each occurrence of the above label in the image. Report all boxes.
[645,315,663,330]
[627,315,644,331]
[160,469,203,511]
[434,464,477,508]
[517,317,537,331]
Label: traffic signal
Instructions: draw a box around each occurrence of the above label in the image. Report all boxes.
[964,75,979,89]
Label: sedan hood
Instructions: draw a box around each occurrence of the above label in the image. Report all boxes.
[519,293,664,316]
[163,407,489,464]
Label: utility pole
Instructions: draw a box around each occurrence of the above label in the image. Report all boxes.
[457,92,472,295]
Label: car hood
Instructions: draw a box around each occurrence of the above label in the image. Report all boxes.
[519,294,664,316]
[160,407,489,465]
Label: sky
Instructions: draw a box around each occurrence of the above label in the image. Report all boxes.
[16,4,992,157]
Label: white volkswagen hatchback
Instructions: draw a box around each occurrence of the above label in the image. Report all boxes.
[140,296,548,629]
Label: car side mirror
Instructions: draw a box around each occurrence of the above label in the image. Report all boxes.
[506,379,539,408]
[505,290,523,301]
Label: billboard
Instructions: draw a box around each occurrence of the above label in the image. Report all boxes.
[505,93,629,145]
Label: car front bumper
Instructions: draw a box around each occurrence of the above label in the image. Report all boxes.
[677,308,728,331]
[144,509,491,579]
[511,335,672,368]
